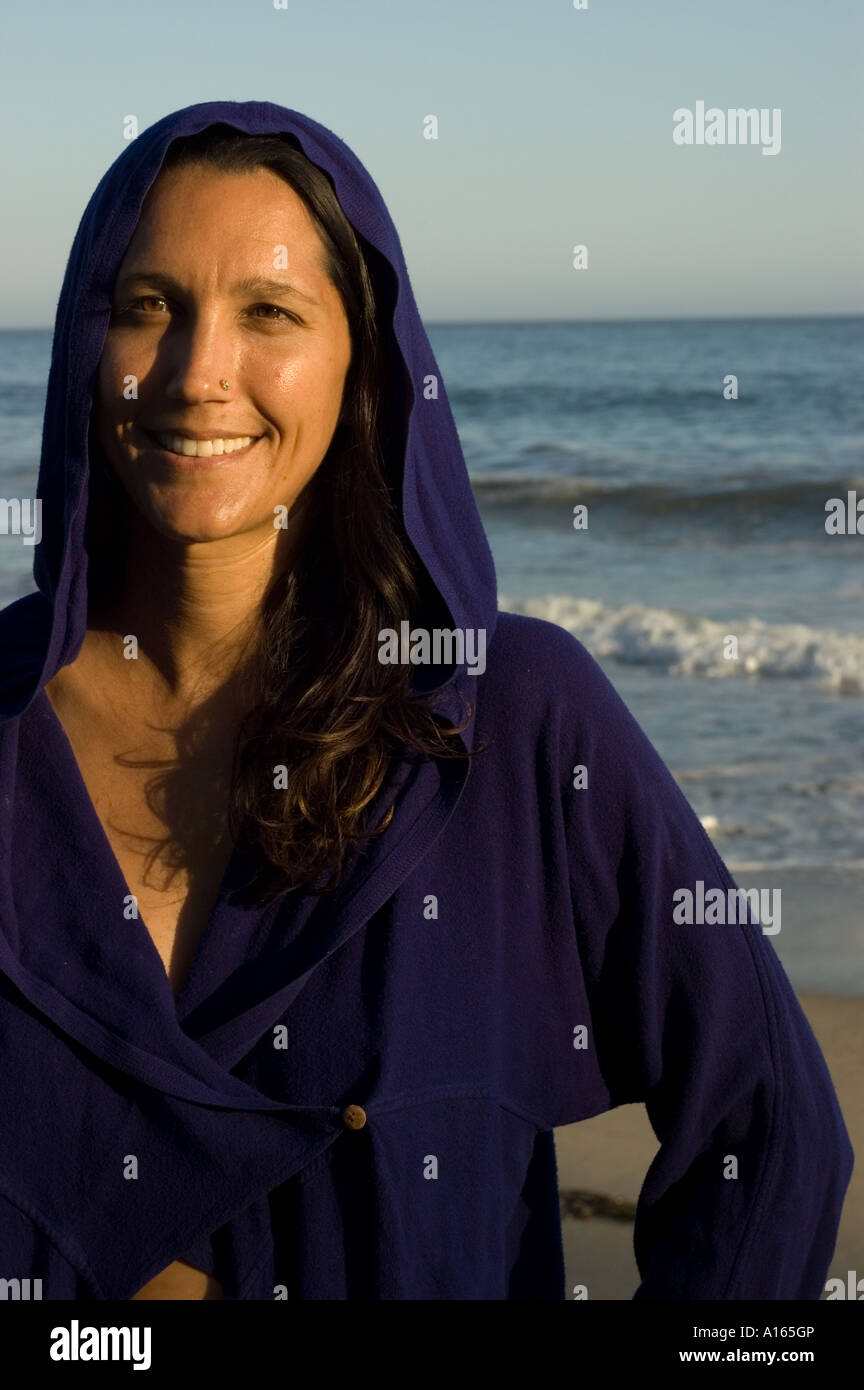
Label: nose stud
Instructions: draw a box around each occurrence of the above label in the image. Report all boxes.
[220,378,230,391]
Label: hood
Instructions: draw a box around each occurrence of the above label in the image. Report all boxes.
[0,98,497,725]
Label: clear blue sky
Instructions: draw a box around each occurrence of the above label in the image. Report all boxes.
[2,0,861,326]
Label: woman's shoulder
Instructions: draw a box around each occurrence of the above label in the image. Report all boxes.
[478,608,668,785]
[491,608,593,670]
[483,609,622,721]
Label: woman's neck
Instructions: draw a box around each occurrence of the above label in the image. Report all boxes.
[87,515,297,711]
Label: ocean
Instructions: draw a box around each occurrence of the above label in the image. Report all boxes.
[2,319,862,988]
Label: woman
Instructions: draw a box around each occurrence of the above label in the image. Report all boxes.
[0,100,852,1301]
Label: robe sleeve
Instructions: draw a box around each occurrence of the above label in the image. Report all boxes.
[558,632,854,1300]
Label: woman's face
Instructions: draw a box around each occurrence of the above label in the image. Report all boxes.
[95,163,353,544]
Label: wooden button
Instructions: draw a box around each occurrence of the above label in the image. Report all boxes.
[342,1104,367,1130]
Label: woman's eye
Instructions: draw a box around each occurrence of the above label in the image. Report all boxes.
[248,303,301,323]
[129,295,169,313]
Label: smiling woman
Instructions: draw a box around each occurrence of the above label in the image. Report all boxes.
[84,144,358,1301]
[68,125,467,931]
[0,102,852,1306]
[39,120,470,1300]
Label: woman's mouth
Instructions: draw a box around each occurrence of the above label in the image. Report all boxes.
[141,429,260,467]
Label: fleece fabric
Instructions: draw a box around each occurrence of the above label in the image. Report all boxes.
[0,100,852,1300]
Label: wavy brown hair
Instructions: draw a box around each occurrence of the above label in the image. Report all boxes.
[86,125,480,906]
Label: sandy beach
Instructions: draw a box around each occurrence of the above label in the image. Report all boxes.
[555,992,862,1299]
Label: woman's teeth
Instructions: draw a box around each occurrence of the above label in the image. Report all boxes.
[153,433,254,457]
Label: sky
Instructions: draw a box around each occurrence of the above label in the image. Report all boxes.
[1,0,861,326]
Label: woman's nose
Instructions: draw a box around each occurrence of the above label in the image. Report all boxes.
[162,317,235,402]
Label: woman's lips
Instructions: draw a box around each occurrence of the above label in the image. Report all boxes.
[139,428,261,469]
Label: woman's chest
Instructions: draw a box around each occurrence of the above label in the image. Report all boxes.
[44,681,236,995]
[80,753,233,993]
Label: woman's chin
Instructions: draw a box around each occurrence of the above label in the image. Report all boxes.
[136,498,263,545]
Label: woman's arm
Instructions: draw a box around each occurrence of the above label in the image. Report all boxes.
[557,634,854,1299]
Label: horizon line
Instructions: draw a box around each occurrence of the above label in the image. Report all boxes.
[1,312,862,333]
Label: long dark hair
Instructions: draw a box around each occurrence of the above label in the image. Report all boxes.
[86,125,477,906]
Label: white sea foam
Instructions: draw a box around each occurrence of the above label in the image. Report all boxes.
[499,593,864,696]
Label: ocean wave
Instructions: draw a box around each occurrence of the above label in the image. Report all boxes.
[499,593,864,695]
[474,472,864,515]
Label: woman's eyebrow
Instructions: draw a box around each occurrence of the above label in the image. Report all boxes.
[115,271,320,305]
[231,275,320,305]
